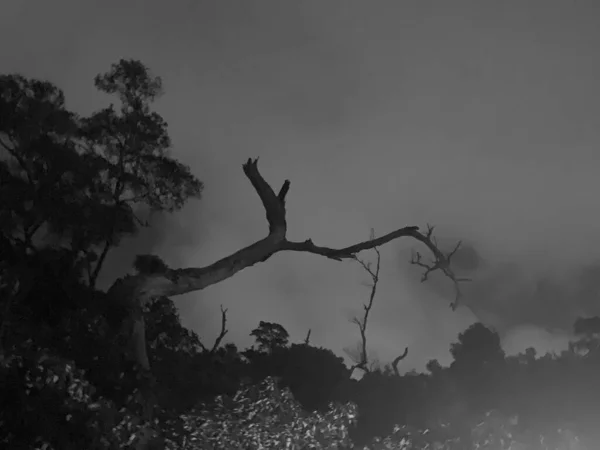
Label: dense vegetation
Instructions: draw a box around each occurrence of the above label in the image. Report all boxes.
[1,59,599,449]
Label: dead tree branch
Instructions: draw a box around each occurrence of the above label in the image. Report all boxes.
[303,329,311,345]
[346,234,410,378]
[391,347,409,376]
[347,232,380,377]
[410,224,471,310]
[211,305,228,353]
[198,305,229,354]
[108,159,464,371]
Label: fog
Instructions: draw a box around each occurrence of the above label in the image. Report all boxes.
[3,0,600,370]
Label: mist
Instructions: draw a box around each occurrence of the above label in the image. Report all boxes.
[3,0,600,371]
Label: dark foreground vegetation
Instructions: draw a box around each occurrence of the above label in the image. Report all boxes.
[1,59,598,449]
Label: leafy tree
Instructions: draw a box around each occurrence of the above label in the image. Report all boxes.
[0,342,158,450]
[279,343,350,412]
[425,359,443,376]
[142,296,244,412]
[249,320,290,353]
[449,322,505,369]
[0,60,204,448]
[0,74,109,272]
[0,74,94,308]
[80,58,203,287]
[245,336,351,413]
[448,323,506,426]
[572,316,600,356]
[0,60,202,354]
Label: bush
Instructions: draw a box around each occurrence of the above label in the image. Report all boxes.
[0,342,153,449]
[163,376,357,449]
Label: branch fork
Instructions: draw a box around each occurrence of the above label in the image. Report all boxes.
[109,158,467,370]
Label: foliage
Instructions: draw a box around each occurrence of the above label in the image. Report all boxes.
[0,58,202,448]
[0,342,154,450]
[250,321,291,353]
[134,254,171,275]
[245,323,350,412]
[82,58,202,215]
[163,376,357,450]
[163,379,586,450]
[450,323,505,369]
[144,296,237,411]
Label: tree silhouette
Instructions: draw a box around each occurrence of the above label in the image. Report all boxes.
[572,316,600,357]
[450,322,505,369]
[448,323,506,430]
[245,336,351,413]
[80,59,203,288]
[249,321,290,353]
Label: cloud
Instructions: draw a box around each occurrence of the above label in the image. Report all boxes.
[399,234,600,359]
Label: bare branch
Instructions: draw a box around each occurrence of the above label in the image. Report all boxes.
[210,305,229,353]
[110,159,464,371]
[410,225,471,310]
[303,329,311,345]
[280,227,420,261]
[197,340,208,353]
[278,179,291,204]
[344,344,367,376]
[242,158,287,235]
[197,305,228,354]
[391,347,409,376]
[347,239,381,377]
[112,161,458,301]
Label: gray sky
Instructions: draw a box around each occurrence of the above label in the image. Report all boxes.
[3,0,600,371]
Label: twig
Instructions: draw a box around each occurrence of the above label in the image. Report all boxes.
[410,224,472,309]
[347,229,381,376]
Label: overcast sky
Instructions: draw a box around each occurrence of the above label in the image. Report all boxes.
[3,0,600,371]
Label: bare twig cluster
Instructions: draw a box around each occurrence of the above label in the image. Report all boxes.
[410,224,472,309]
